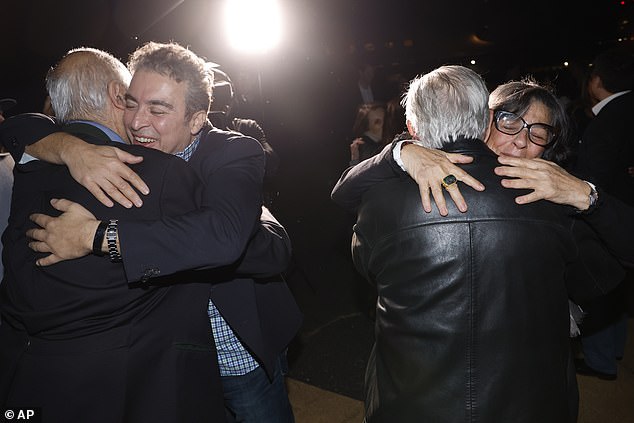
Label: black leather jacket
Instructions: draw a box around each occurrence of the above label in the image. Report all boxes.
[343,139,621,422]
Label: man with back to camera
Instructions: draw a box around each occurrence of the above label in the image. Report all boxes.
[347,65,591,422]
[0,47,229,422]
[7,42,300,422]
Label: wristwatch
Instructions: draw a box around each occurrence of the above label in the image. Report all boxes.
[106,219,122,263]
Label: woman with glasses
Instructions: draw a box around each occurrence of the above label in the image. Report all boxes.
[487,79,569,162]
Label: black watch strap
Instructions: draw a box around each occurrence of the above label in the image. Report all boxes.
[92,220,108,256]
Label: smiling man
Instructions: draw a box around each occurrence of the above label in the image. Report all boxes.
[123,66,208,154]
[7,42,300,423]
[118,43,299,422]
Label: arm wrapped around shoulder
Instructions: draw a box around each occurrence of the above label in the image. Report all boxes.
[0,113,61,161]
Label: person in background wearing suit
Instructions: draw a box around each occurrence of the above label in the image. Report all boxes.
[209,67,280,208]
[17,42,300,423]
[356,63,378,105]
[0,98,16,281]
[0,48,227,422]
[572,46,634,381]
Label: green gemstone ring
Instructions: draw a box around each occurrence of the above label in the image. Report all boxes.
[441,174,457,189]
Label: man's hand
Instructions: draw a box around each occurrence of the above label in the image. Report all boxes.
[61,140,149,208]
[27,198,100,266]
[495,155,591,210]
[401,143,485,216]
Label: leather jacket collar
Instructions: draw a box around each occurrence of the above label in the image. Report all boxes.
[440,137,495,158]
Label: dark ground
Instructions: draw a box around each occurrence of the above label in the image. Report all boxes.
[260,110,376,400]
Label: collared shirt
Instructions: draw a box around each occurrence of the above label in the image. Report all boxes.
[393,139,425,172]
[174,134,200,162]
[591,90,631,116]
[358,83,374,104]
[68,120,127,144]
[176,133,260,377]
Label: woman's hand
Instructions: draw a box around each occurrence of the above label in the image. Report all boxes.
[495,155,591,210]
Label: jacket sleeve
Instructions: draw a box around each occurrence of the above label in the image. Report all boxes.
[580,189,634,266]
[565,216,626,304]
[331,141,404,213]
[118,136,265,282]
[232,206,292,278]
[0,113,61,162]
[352,229,372,283]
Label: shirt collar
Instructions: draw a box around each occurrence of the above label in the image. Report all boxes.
[174,134,201,162]
[592,90,631,116]
[67,120,127,144]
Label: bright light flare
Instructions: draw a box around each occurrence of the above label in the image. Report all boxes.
[225,0,283,54]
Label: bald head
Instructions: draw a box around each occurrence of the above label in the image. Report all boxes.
[46,48,131,134]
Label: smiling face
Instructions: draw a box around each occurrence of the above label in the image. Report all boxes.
[123,70,204,154]
[485,101,551,159]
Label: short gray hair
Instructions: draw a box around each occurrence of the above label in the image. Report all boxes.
[46,47,131,122]
[402,65,489,148]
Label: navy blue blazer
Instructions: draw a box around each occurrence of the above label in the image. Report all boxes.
[119,126,302,378]
[0,115,226,422]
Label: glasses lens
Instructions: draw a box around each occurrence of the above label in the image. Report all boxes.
[496,111,555,146]
[528,125,553,146]
[496,111,523,135]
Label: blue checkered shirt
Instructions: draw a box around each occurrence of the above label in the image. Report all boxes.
[173,135,200,162]
[177,134,259,376]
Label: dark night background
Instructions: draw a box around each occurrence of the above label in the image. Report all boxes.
[1,0,633,399]
[2,1,632,113]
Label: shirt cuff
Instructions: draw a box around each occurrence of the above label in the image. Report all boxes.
[18,152,37,165]
[392,140,423,172]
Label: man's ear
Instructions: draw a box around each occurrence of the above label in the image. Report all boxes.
[108,81,127,110]
[406,120,417,139]
[589,74,603,90]
[587,74,606,103]
[189,110,207,135]
[483,109,494,142]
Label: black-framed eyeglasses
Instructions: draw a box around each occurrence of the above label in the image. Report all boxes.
[494,110,556,146]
